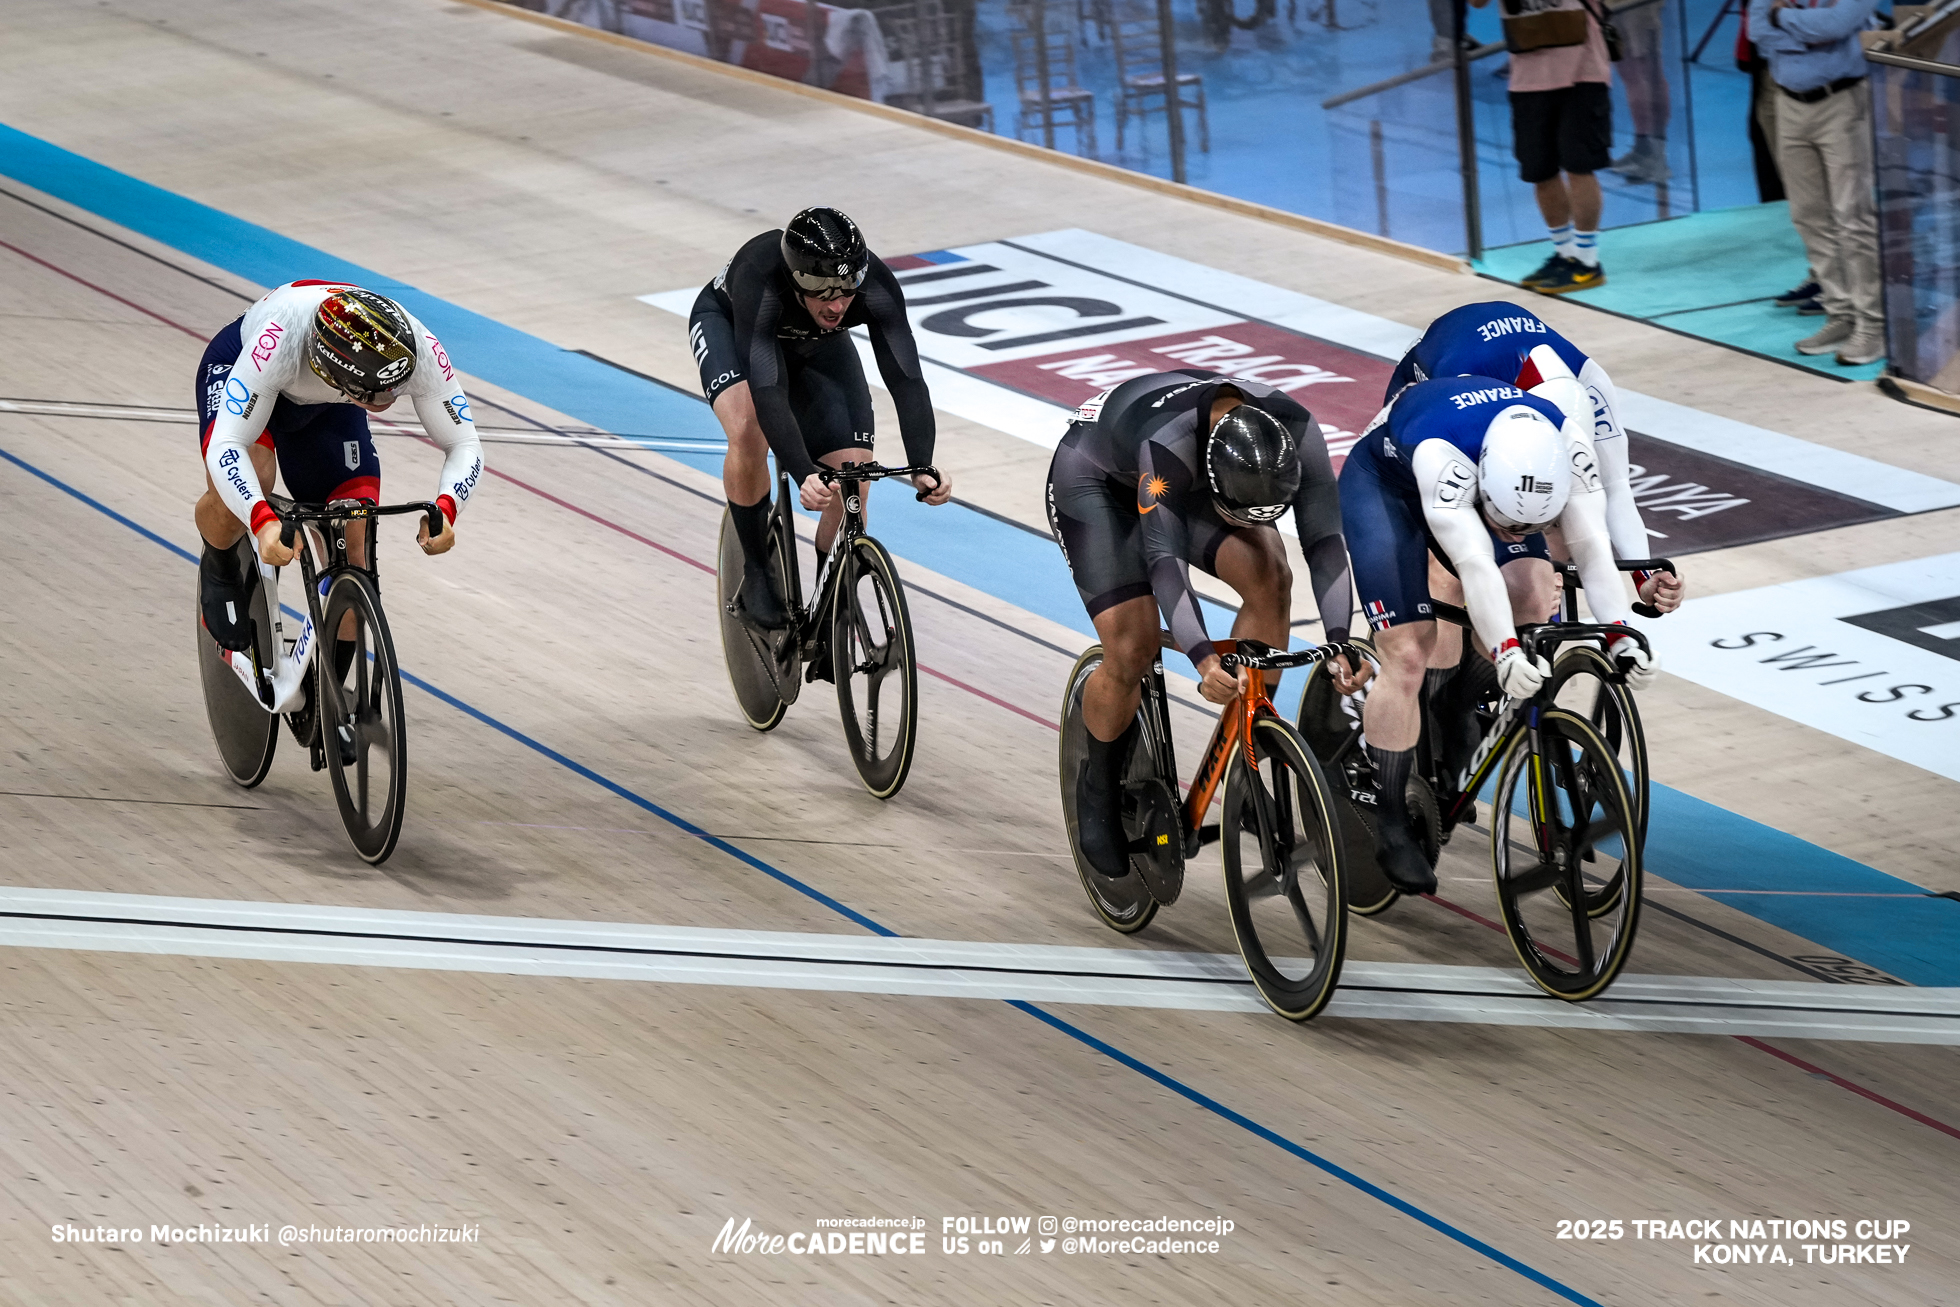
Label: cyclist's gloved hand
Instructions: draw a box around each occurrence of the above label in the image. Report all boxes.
[1493,638,1550,699]
[913,467,954,506]
[254,519,295,568]
[1608,629,1660,690]
[799,474,833,512]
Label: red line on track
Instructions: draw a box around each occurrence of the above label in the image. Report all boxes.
[0,236,207,339]
[1732,1036,1960,1142]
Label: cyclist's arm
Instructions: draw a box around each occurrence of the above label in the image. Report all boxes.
[1413,438,1515,657]
[1575,357,1653,559]
[1559,422,1635,626]
[203,342,287,535]
[731,272,820,485]
[860,260,936,469]
[1137,438,1216,668]
[405,387,484,525]
[1290,417,1353,642]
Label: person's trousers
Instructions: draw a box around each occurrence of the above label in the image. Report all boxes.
[1774,83,1881,332]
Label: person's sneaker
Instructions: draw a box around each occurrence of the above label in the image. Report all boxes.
[1836,329,1886,367]
[1533,259,1606,295]
[1608,141,1671,184]
[1774,280,1822,307]
[804,637,834,684]
[1795,319,1853,355]
[1375,821,1437,896]
[737,562,788,630]
[1795,297,1826,316]
[335,715,359,767]
[1519,253,1571,290]
[199,541,255,652]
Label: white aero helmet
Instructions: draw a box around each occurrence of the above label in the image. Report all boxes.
[1477,404,1570,531]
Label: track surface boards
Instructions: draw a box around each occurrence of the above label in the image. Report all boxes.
[0,2,1954,1302]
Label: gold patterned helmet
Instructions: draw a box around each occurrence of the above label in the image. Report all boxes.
[309,289,416,403]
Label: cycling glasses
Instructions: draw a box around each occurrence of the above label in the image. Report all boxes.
[790,267,867,300]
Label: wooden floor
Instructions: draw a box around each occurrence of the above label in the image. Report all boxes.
[0,1,1953,1302]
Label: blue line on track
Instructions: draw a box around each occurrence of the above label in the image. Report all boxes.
[0,436,1598,1306]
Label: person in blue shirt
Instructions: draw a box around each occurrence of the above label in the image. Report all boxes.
[1339,372,1659,893]
[1746,0,1883,366]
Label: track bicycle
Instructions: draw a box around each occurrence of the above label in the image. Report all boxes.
[1296,560,1672,1000]
[1060,635,1354,1020]
[197,493,442,864]
[717,460,939,800]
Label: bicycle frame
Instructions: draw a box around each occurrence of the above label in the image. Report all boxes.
[771,461,937,643]
[216,498,440,716]
[1142,637,1351,857]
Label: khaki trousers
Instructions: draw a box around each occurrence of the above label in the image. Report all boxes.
[1774,81,1882,332]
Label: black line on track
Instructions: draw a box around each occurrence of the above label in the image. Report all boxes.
[1639,898,1854,985]
[0,791,263,811]
[0,183,255,302]
[32,196,1860,986]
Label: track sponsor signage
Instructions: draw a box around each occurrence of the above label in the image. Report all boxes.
[641,230,1959,553]
[1647,552,1960,782]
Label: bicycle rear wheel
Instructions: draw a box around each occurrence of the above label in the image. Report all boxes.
[1490,708,1642,1000]
[716,506,796,732]
[831,537,919,799]
[196,539,279,787]
[1222,716,1347,1020]
[1058,647,1158,934]
[319,571,408,864]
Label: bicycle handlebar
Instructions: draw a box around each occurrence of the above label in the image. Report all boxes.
[1552,556,1678,619]
[816,462,943,503]
[275,499,446,548]
[1516,620,1650,662]
[1218,638,1360,672]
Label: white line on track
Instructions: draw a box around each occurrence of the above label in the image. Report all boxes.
[2,889,1954,1044]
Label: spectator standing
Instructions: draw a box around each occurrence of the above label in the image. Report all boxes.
[1747,0,1884,366]
[1608,0,1672,185]
[1473,0,1615,294]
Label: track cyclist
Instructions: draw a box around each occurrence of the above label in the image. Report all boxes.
[1047,371,1365,879]
[1339,371,1661,895]
[692,207,951,632]
[195,280,485,653]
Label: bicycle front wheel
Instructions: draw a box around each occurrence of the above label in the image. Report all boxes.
[1222,716,1348,1021]
[319,571,408,864]
[1491,708,1642,1000]
[832,537,919,799]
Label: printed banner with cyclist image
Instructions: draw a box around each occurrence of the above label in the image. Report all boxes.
[640,230,1960,555]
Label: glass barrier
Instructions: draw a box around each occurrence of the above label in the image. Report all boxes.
[495,0,1809,259]
[1871,28,1960,391]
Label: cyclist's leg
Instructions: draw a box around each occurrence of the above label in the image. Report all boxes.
[1339,441,1438,892]
[193,319,278,651]
[789,332,876,556]
[691,289,786,624]
[1201,518,1291,650]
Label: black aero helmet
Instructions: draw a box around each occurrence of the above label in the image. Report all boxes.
[309,288,416,404]
[781,207,869,300]
[1206,402,1300,526]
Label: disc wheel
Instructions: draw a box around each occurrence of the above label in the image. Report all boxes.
[1490,708,1643,1000]
[716,507,796,732]
[1295,642,1406,915]
[832,537,919,800]
[196,538,278,787]
[1222,716,1348,1020]
[318,571,408,864]
[1058,647,1158,934]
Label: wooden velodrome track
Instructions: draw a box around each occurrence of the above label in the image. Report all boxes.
[0,1,1955,1302]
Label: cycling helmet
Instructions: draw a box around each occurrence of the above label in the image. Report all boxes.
[1205,403,1300,526]
[781,207,869,300]
[1477,404,1570,531]
[309,289,416,404]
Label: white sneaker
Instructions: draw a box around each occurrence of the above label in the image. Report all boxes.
[1795,320,1853,356]
[1836,329,1885,367]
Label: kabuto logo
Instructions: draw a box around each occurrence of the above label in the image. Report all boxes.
[376,355,413,385]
